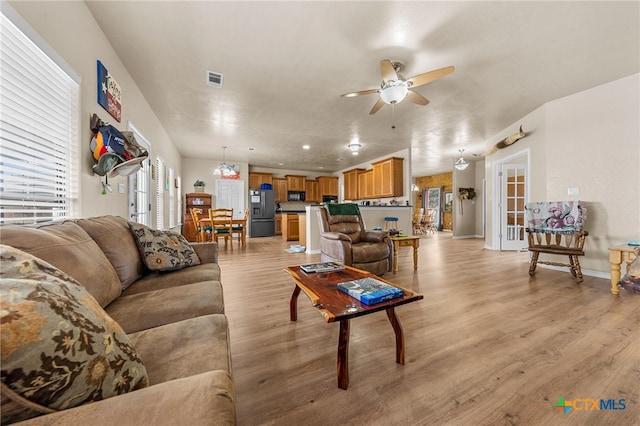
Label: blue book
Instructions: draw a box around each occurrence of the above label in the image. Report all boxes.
[337,277,404,305]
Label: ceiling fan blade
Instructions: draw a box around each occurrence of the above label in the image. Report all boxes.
[369,98,385,115]
[406,65,455,88]
[405,91,430,106]
[340,88,380,98]
[380,59,398,82]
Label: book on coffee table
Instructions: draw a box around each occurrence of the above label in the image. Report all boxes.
[300,262,345,273]
[337,277,404,305]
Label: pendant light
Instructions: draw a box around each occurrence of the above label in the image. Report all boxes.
[213,146,238,177]
[454,149,469,171]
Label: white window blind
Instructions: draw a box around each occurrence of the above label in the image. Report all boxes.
[0,10,80,224]
[127,123,151,226]
[168,167,175,228]
[155,157,164,229]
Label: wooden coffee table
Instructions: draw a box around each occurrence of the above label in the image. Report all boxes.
[284,264,423,389]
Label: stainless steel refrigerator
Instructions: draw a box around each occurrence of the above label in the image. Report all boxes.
[249,189,275,237]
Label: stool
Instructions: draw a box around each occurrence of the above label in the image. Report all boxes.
[384,216,399,230]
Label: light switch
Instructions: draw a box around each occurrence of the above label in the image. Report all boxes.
[118,183,126,194]
[567,187,579,196]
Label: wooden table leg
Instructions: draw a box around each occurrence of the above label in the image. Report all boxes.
[337,319,350,390]
[290,285,301,321]
[609,249,622,295]
[386,308,405,364]
[412,242,419,270]
[393,241,399,273]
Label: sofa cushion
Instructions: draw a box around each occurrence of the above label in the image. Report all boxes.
[128,222,201,272]
[105,281,225,334]
[73,216,144,290]
[0,222,121,307]
[127,315,232,384]
[122,263,222,296]
[0,246,148,424]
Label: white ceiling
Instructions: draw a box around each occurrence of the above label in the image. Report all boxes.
[85,1,639,177]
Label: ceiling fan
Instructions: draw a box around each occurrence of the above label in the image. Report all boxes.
[341,60,455,115]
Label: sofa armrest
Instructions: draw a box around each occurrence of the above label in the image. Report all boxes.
[16,371,235,426]
[191,242,218,264]
[360,230,389,242]
[320,232,352,242]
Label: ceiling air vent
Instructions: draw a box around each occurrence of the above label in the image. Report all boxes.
[207,70,223,88]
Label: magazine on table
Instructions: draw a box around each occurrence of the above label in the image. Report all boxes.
[337,277,404,305]
[300,262,345,273]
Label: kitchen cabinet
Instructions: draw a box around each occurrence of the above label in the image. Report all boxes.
[343,168,364,200]
[275,213,283,235]
[299,214,307,247]
[305,180,319,203]
[249,173,272,189]
[281,213,299,241]
[183,193,212,242]
[372,157,403,197]
[317,176,339,197]
[285,175,306,191]
[273,178,287,202]
[358,170,374,199]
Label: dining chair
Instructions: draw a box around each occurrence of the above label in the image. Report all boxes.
[190,208,211,242]
[209,208,234,251]
[425,209,438,234]
[232,208,248,249]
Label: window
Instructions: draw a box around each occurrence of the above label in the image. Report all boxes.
[127,124,151,226]
[168,167,175,228]
[155,157,164,229]
[0,8,80,224]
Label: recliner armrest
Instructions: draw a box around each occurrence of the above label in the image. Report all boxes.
[360,231,389,242]
[320,232,352,242]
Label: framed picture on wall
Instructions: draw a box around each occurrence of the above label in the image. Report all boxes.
[444,191,453,212]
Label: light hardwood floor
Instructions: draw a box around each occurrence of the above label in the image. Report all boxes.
[216,233,639,426]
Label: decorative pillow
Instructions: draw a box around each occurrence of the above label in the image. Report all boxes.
[618,248,640,294]
[128,222,201,272]
[0,245,148,424]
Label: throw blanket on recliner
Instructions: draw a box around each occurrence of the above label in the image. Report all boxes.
[326,203,360,216]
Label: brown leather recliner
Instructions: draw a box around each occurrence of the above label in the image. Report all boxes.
[317,204,393,276]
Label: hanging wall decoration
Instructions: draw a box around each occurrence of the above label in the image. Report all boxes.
[97,60,122,122]
[482,125,528,156]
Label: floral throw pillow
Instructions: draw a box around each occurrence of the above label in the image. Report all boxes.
[0,245,148,424]
[128,222,201,272]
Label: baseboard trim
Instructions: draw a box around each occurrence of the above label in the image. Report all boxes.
[537,263,610,280]
[452,235,482,240]
[305,249,321,255]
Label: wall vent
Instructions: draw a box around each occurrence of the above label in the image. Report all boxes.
[207,70,223,88]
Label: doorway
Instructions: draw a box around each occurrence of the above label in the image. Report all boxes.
[497,152,529,251]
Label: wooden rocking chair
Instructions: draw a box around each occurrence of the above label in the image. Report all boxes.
[525,201,588,283]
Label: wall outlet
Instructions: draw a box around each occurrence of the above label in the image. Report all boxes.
[118,183,125,194]
[567,187,579,196]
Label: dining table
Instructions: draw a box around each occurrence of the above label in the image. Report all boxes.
[198,217,247,248]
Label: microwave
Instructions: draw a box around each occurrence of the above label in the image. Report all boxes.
[287,191,306,202]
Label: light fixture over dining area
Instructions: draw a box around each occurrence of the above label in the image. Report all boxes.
[347,142,362,155]
[213,146,238,177]
[454,149,469,171]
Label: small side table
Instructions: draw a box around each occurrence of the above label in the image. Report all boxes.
[608,245,638,295]
[390,236,420,273]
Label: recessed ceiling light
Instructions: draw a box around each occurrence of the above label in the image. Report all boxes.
[278,163,284,166]
[318,166,324,169]
[302,145,310,150]
[247,147,255,152]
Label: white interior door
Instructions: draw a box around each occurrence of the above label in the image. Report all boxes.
[215,180,245,219]
[500,163,527,250]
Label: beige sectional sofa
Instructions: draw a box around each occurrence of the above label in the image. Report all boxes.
[0,215,235,425]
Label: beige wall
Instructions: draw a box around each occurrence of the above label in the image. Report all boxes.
[8,1,182,225]
[485,73,639,274]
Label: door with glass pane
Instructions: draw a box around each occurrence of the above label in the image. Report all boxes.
[500,164,527,250]
[127,125,151,226]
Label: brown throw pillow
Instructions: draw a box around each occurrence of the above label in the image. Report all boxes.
[0,245,148,424]
[128,222,201,271]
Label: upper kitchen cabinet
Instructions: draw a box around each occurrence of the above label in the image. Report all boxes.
[372,157,403,198]
[305,179,319,203]
[273,178,287,202]
[343,168,364,200]
[317,176,339,197]
[285,175,306,191]
[249,172,273,189]
[358,169,374,199]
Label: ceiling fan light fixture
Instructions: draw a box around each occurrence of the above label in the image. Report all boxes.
[380,84,408,104]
